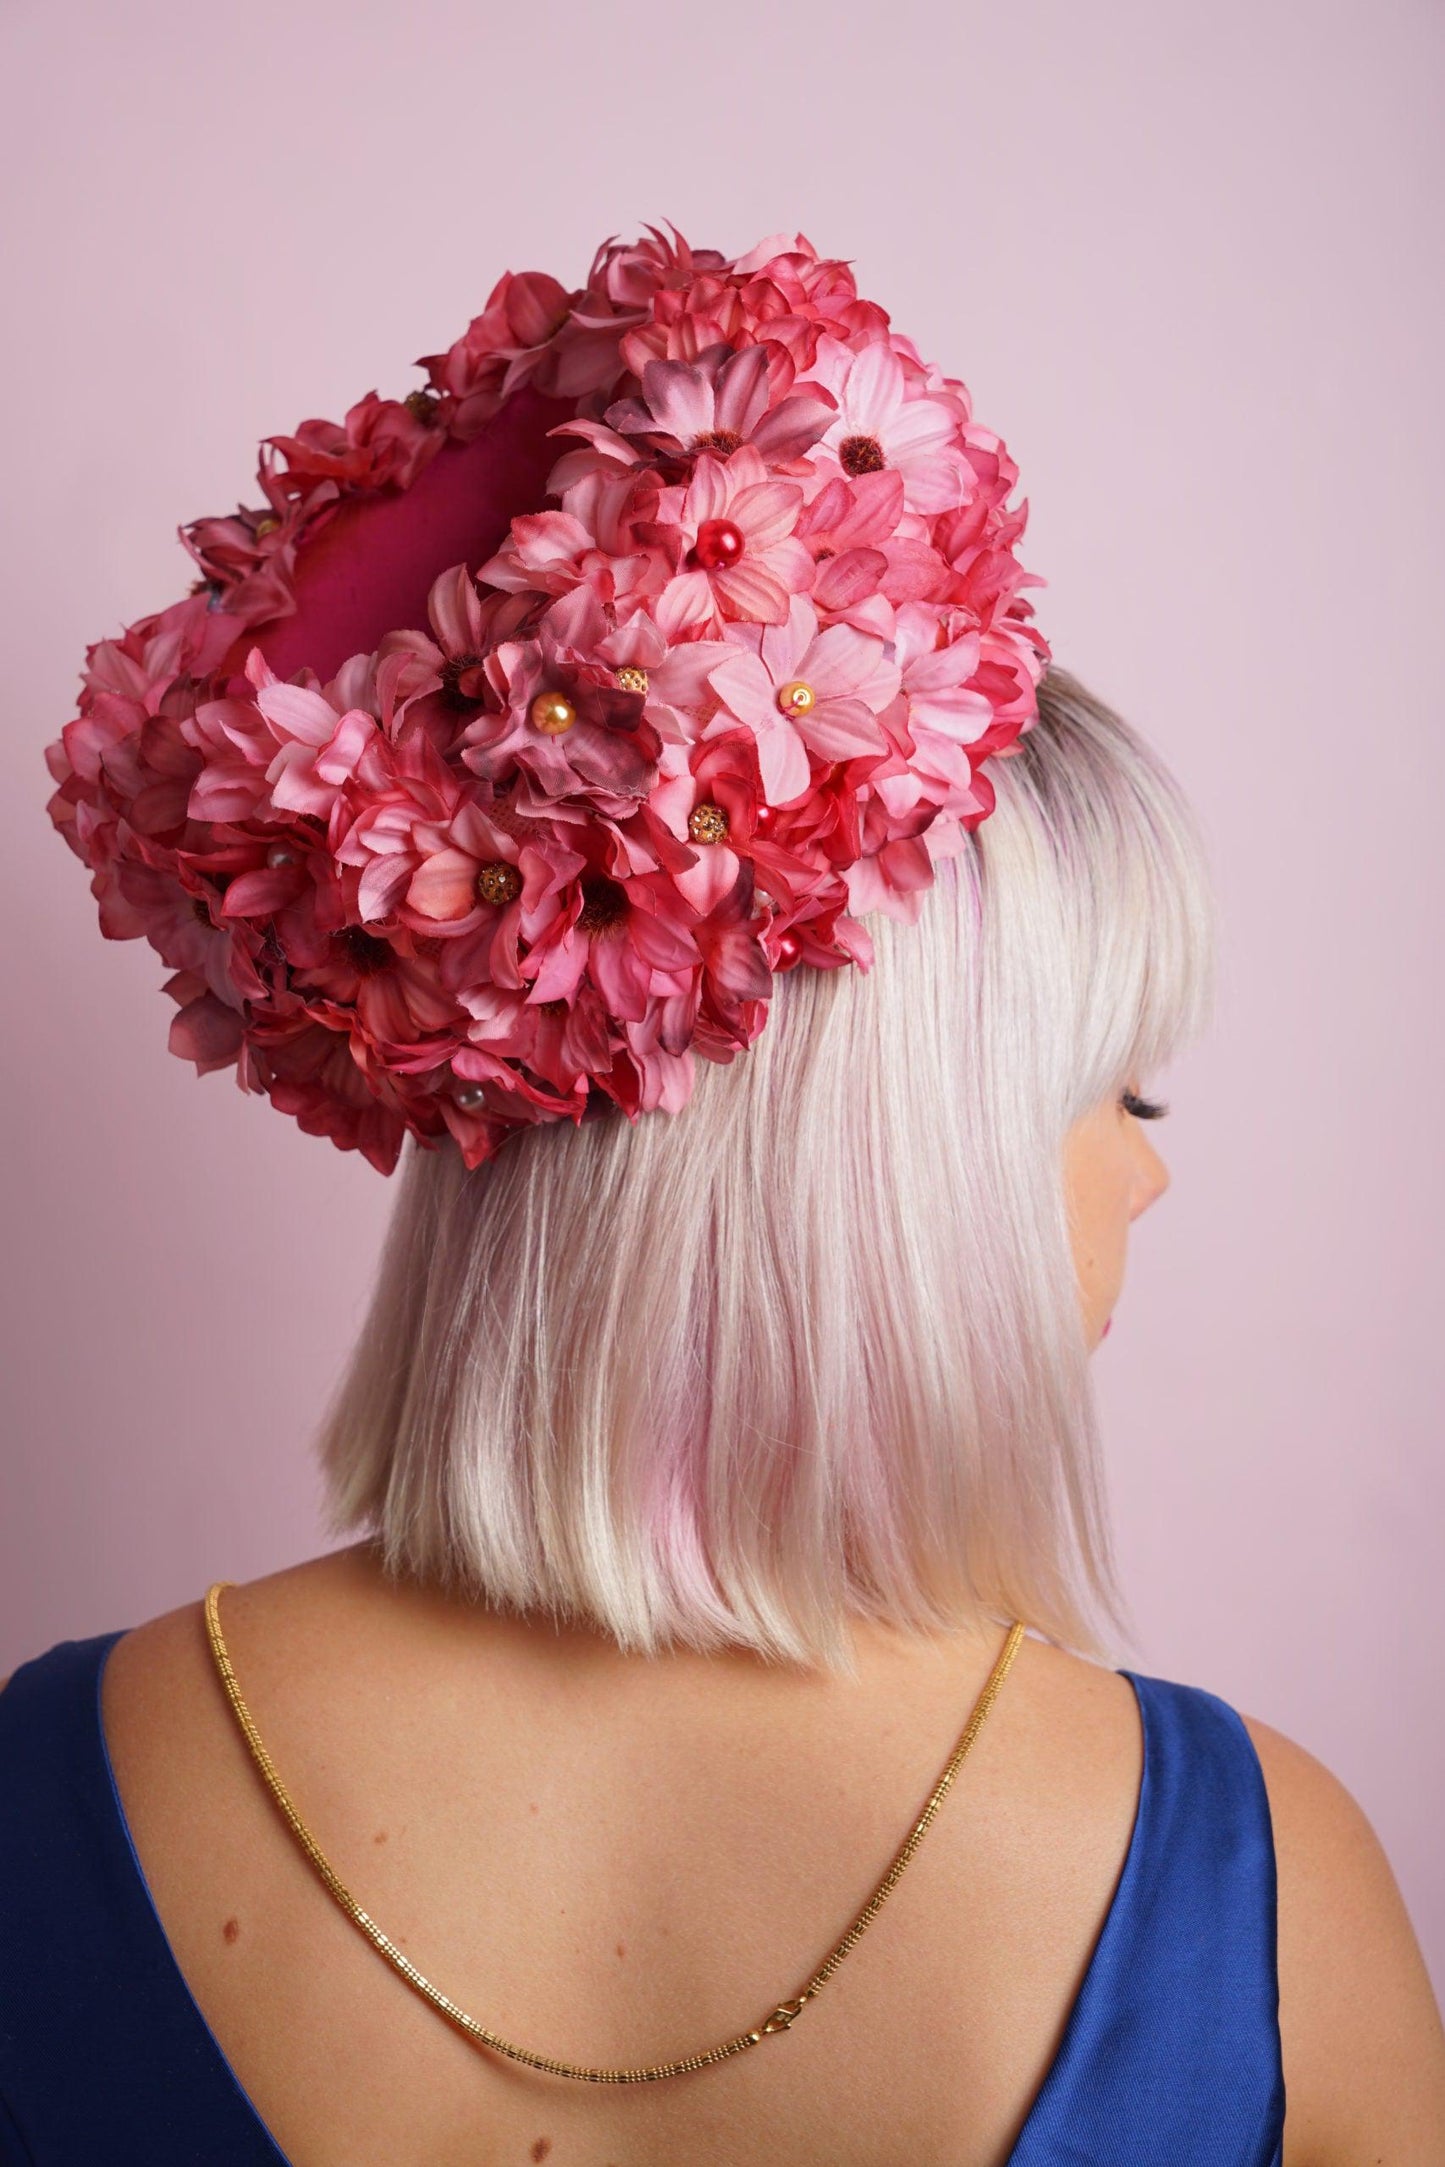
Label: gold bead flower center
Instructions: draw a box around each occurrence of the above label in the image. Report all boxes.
[476,862,521,907]
[530,689,577,735]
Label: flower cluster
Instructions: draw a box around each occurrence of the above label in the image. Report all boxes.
[45,227,1049,1174]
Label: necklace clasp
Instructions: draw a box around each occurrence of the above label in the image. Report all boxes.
[761,1995,812,2034]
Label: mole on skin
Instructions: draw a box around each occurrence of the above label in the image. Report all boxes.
[373,1829,388,1844]
[530,2140,552,2162]
[222,1917,240,1945]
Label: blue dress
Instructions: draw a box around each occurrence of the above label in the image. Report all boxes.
[0,1630,1285,2164]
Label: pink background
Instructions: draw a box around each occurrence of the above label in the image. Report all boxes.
[3,0,1441,1991]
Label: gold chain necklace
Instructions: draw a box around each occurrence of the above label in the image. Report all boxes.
[203,1581,1024,2086]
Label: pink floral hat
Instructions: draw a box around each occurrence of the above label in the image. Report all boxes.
[44,227,1049,1174]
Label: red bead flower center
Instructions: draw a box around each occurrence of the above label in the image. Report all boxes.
[691,518,745,571]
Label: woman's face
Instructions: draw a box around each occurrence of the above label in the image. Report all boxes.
[1063,1085,1172,1350]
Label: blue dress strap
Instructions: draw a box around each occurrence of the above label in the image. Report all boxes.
[0,1633,286,2165]
[1009,1671,1285,2165]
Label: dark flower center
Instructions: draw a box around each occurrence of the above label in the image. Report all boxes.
[839,434,886,476]
[405,388,442,424]
[692,428,743,456]
[190,897,212,924]
[576,876,628,932]
[440,652,487,709]
[335,926,393,976]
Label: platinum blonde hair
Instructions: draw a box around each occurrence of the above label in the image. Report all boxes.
[317,667,1214,1671]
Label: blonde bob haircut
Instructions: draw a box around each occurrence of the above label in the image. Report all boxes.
[318,666,1214,1672]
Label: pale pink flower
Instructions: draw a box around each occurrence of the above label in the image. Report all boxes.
[804,335,969,515]
[707,596,900,805]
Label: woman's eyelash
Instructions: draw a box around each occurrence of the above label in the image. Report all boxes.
[1121,1090,1169,1120]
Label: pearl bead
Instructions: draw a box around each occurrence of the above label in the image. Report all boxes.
[692,518,744,571]
[253,516,280,539]
[776,679,815,716]
[754,804,777,833]
[687,801,729,844]
[529,689,577,735]
[453,1082,488,1111]
[265,843,298,868]
[613,665,649,695]
[777,932,802,967]
[754,890,776,914]
[476,861,521,907]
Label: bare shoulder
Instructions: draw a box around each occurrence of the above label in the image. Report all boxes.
[1005,1629,1145,1747]
[1242,1715,1445,2166]
[100,1551,367,1790]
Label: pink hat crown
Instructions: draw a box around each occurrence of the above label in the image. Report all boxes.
[45,226,1048,1173]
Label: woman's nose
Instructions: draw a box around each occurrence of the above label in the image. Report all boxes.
[1130,1135,1171,1219]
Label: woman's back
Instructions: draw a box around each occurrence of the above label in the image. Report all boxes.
[0,1541,1301,2167]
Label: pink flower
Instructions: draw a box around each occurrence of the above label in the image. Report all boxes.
[525,850,700,1026]
[249,1007,418,1176]
[707,596,900,805]
[371,565,543,749]
[603,342,836,468]
[115,860,266,1007]
[651,728,767,915]
[459,613,662,807]
[286,921,462,1051]
[804,336,969,515]
[331,729,468,925]
[477,467,665,616]
[184,648,386,826]
[796,473,950,618]
[648,445,814,631]
[417,269,578,439]
[262,389,444,504]
[182,503,298,626]
[896,605,991,725]
[447,980,609,1116]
